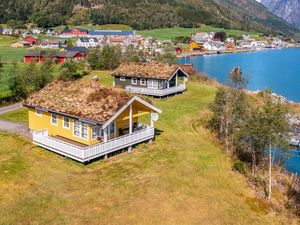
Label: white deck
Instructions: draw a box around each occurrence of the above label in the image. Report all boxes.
[125,84,186,97]
[33,126,155,162]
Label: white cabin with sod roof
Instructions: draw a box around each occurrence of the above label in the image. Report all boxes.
[112,63,189,97]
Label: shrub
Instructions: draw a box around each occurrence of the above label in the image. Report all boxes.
[233,160,247,175]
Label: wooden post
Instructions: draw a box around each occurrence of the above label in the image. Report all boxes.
[103,127,108,142]
[129,104,133,134]
[175,73,178,86]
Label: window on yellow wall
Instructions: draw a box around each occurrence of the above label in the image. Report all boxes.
[51,114,58,126]
[36,109,42,117]
[63,117,70,129]
[82,123,88,139]
[74,120,81,137]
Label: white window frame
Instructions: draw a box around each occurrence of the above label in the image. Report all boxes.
[120,77,125,82]
[132,78,137,85]
[51,113,58,126]
[35,109,42,117]
[73,120,89,140]
[140,79,146,86]
[92,125,103,140]
[63,116,70,129]
[147,79,159,89]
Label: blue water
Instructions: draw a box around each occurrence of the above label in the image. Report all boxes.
[179,48,300,102]
[179,48,300,174]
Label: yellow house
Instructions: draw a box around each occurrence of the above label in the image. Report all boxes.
[11,41,30,48]
[24,78,161,162]
[189,41,204,51]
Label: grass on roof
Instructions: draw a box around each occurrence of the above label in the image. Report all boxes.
[137,25,261,40]
[0,71,297,224]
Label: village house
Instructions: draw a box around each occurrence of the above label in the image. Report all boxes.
[2,28,13,35]
[24,50,85,63]
[30,28,42,35]
[59,28,88,38]
[55,51,85,63]
[112,63,189,97]
[24,79,161,162]
[23,36,38,45]
[39,40,67,49]
[11,41,30,48]
[45,28,55,36]
[63,46,88,55]
[76,37,99,48]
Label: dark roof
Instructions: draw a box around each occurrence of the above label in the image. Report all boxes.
[24,51,51,57]
[56,51,82,58]
[88,30,135,36]
[64,46,88,54]
[112,63,188,80]
[24,80,133,124]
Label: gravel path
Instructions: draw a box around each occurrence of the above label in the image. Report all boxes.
[0,103,31,140]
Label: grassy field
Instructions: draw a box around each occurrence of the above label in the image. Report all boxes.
[137,25,261,40]
[0,36,26,62]
[52,24,132,32]
[0,107,28,123]
[0,72,297,224]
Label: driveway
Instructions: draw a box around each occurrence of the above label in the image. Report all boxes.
[0,103,31,140]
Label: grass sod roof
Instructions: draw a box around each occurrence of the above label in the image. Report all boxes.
[24,80,133,124]
[112,63,182,80]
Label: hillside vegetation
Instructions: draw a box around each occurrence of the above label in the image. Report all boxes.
[0,0,297,35]
[0,72,299,224]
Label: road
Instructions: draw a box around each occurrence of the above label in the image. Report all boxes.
[0,103,31,140]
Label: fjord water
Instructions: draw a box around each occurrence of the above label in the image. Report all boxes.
[179,48,300,175]
[179,48,300,102]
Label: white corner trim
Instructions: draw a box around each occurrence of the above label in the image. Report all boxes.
[168,67,189,81]
[102,96,162,129]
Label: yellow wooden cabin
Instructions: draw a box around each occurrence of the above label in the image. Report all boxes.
[24,79,161,162]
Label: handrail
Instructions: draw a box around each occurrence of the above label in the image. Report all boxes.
[126,84,186,95]
[33,125,152,151]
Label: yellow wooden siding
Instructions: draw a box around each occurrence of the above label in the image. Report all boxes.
[28,100,153,146]
[28,108,93,145]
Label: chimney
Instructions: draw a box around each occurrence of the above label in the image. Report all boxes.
[92,76,100,90]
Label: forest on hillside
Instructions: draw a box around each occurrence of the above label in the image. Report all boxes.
[0,0,297,35]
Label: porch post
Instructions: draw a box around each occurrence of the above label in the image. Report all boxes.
[167,81,170,88]
[175,73,178,86]
[129,104,132,134]
[104,127,108,142]
[150,112,154,128]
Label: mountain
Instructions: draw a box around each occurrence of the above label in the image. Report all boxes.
[260,0,300,29]
[0,0,298,35]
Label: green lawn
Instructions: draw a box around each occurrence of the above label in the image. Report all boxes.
[0,107,28,123]
[0,36,26,62]
[137,25,261,40]
[0,72,297,224]
[52,24,132,32]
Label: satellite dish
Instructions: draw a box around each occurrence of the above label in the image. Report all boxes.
[151,113,159,121]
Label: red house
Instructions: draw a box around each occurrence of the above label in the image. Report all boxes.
[24,50,85,64]
[61,28,88,37]
[24,51,52,63]
[23,36,38,45]
[56,51,85,63]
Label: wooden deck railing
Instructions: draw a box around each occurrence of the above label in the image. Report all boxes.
[125,84,186,97]
[32,126,154,162]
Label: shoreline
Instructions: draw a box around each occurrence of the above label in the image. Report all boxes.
[177,45,300,58]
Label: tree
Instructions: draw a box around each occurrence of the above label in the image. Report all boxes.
[8,63,29,99]
[210,70,248,153]
[58,60,86,81]
[214,31,227,42]
[261,90,289,199]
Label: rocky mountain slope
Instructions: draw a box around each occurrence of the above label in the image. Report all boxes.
[260,0,300,29]
[0,0,297,35]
